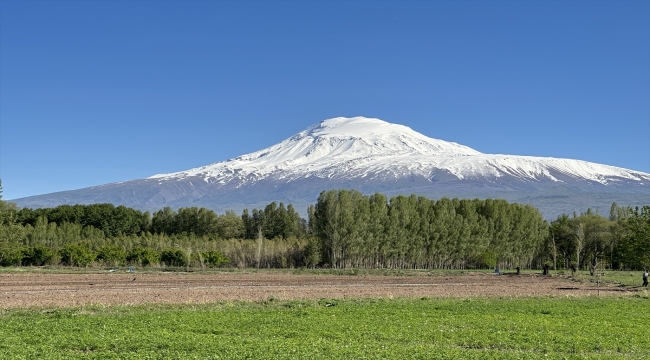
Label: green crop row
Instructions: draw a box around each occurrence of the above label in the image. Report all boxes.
[1,296,648,359]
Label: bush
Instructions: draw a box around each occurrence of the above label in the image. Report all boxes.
[201,250,230,267]
[21,245,53,266]
[476,251,497,269]
[96,246,127,266]
[126,247,159,266]
[160,248,189,267]
[59,244,96,267]
[0,246,24,267]
[189,252,203,267]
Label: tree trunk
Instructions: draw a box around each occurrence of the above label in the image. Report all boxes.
[256,225,263,269]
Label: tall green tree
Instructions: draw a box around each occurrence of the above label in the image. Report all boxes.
[617,206,650,269]
[217,210,245,239]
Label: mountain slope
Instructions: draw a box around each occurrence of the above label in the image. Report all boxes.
[13,117,650,218]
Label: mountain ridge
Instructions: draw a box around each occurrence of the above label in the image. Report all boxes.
[12,117,650,218]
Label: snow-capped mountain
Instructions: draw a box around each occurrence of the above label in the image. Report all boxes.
[149,117,647,186]
[13,117,650,218]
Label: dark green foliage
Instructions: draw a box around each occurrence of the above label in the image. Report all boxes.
[0,246,24,266]
[151,207,245,238]
[615,206,650,269]
[201,250,230,267]
[160,248,189,267]
[241,202,304,240]
[303,237,321,268]
[474,251,497,268]
[216,210,244,239]
[546,213,573,270]
[96,246,127,266]
[126,247,160,266]
[151,207,176,235]
[151,206,227,237]
[59,244,96,267]
[174,207,219,236]
[21,245,53,266]
[16,204,148,237]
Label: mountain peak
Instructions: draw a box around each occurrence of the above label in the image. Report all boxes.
[299,116,481,156]
[148,116,481,181]
[306,116,390,137]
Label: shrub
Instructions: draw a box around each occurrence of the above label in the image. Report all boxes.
[475,251,497,269]
[201,250,230,267]
[21,245,53,266]
[126,247,159,266]
[96,246,127,266]
[189,252,203,268]
[160,248,189,267]
[0,246,24,267]
[59,244,96,267]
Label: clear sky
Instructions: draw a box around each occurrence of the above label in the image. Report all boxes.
[1,0,649,200]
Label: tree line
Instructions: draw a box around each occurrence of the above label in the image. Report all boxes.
[313,190,548,269]
[544,203,650,272]
[13,201,307,240]
[1,180,648,270]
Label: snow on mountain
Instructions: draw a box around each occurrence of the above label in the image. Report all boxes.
[149,116,649,187]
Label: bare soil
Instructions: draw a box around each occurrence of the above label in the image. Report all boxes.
[0,271,635,308]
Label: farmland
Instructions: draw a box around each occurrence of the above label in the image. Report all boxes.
[0,270,639,308]
[0,270,649,358]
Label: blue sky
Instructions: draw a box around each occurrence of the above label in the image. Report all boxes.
[1,0,649,200]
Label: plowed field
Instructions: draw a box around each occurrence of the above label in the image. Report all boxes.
[0,272,632,308]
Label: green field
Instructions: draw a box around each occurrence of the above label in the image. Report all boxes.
[569,270,648,288]
[1,296,649,359]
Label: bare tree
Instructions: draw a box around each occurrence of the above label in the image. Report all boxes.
[548,233,558,270]
[256,225,263,269]
[573,222,585,270]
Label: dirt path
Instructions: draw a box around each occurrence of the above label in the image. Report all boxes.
[0,272,634,308]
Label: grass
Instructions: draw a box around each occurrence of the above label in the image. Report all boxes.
[568,270,647,288]
[1,296,649,359]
